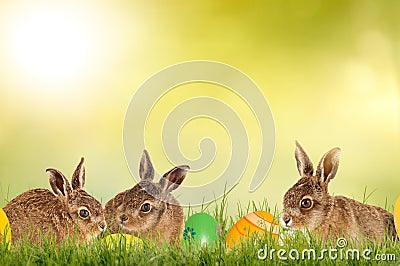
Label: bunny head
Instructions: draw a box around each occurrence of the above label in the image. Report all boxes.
[114,150,189,237]
[281,141,341,232]
[47,157,106,241]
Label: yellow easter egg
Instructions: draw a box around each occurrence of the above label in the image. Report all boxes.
[226,211,279,248]
[0,208,12,249]
[394,196,400,239]
[102,234,143,250]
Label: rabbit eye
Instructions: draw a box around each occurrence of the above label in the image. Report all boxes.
[140,202,151,213]
[78,208,91,219]
[300,198,313,209]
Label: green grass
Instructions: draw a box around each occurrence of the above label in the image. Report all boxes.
[1,196,400,266]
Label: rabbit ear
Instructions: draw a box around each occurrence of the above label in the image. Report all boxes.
[72,157,85,190]
[316,147,341,184]
[159,165,189,192]
[139,150,155,180]
[47,168,72,197]
[295,141,314,177]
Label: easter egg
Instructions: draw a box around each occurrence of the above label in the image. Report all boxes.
[394,196,400,238]
[0,208,11,249]
[226,211,279,248]
[102,234,143,250]
[183,213,218,246]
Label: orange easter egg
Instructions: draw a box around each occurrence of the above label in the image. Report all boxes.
[226,211,279,248]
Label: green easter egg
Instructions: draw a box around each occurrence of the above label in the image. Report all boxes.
[183,213,218,246]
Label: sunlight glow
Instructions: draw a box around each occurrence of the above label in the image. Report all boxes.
[12,11,87,80]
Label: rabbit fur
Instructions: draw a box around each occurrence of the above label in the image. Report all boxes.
[3,158,106,244]
[105,150,189,244]
[281,141,396,243]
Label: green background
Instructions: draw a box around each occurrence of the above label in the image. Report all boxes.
[0,1,399,216]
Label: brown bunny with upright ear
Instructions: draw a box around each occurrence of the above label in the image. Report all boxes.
[3,158,106,244]
[281,141,396,243]
[105,150,189,244]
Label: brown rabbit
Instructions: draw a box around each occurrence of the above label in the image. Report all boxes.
[3,158,106,244]
[105,150,189,243]
[281,141,396,243]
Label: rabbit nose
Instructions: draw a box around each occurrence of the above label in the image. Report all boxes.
[98,221,107,231]
[282,214,291,226]
[119,214,129,223]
